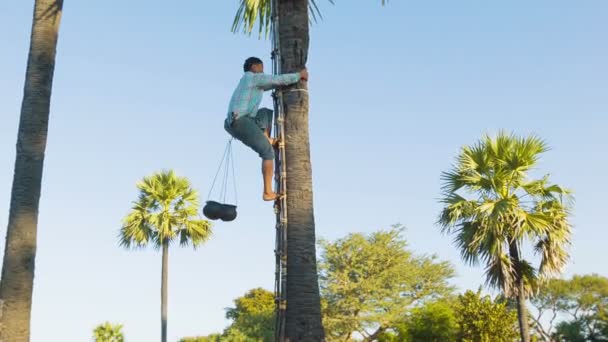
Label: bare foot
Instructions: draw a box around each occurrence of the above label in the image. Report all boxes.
[263,192,279,201]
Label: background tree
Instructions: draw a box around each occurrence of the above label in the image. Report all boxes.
[456,289,519,342]
[93,322,125,342]
[318,226,454,341]
[221,328,251,342]
[553,320,587,342]
[180,288,274,341]
[178,335,222,342]
[378,300,458,342]
[120,170,212,342]
[0,0,63,340]
[439,132,573,342]
[530,278,570,341]
[225,288,275,341]
[532,274,608,341]
[406,301,458,342]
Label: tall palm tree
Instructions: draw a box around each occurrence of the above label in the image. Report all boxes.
[438,132,573,342]
[120,170,212,342]
[0,0,63,341]
[232,1,384,340]
[93,322,125,342]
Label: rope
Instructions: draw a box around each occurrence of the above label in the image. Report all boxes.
[230,142,238,206]
[207,138,237,205]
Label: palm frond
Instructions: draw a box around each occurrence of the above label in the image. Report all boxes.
[453,222,482,266]
[535,233,570,277]
[484,252,516,295]
[439,132,572,297]
[119,170,213,251]
[231,0,385,37]
[518,259,540,296]
[437,195,480,231]
[179,219,213,248]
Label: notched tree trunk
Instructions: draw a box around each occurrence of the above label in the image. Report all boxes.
[278,0,325,340]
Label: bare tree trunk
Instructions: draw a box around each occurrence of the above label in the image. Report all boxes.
[278,0,325,340]
[510,242,531,342]
[0,1,63,341]
[160,240,169,342]
[161,240,168,342]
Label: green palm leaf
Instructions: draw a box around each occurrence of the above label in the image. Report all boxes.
[119,170,212,250]
[438,132,573,297]
[231,0,386,37]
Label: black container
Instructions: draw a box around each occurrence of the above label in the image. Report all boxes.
[219,204,237,222]
[203,201,223,220]
[203,201,238,222]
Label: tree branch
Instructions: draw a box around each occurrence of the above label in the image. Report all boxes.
[365,326,385,341]
[548,309,558,335]
[530,315,552,342]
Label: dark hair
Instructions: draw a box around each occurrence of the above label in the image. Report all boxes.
[244,57,263,72]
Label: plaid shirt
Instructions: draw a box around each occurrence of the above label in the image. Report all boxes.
[227,71,301,123]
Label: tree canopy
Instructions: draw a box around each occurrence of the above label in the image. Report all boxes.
[318,225,455,340]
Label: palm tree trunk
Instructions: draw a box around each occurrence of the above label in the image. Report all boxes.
[515,277,531,342]
[278,0,325,340]
[509,242,531,342]
[161,239,169,342]
[0,1,63,341]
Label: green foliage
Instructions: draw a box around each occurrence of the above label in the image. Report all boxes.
[120,170,212,249]
[439,132,573,297]
[222,327,252,341]
[92,322,124,342]
[379,292,519,342]
[181,329,251,342]
[181,288,275,341]
[553,320,587,342]
[533,274,608,341]
[318,225,455,340]
[225,288,275,341]
[231,0,387,37]
[178,336,221,342]
[378,300,458,342]
[179,330,256,342]
[407,301,458,342]
[455,290,519,342]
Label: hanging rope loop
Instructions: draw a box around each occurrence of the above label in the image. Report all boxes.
[207,138,238,206]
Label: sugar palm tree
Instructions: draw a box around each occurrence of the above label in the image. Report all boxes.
[438,132,573,342]
[232,1,385,340]
[93,322,125,342]
[0,0,63,341]
[120,170,212,342]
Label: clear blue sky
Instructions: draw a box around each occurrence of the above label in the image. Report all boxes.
[1,0,607,340]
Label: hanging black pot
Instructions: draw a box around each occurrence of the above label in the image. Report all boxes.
[203,201,223,220]
[219,204,237,222]
[205,139,239,222]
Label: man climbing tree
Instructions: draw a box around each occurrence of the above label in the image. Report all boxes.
[224,57,308,201]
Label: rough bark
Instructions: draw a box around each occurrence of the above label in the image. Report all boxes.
[510,242,531,342]
[0,1,63,341]
[278,0,325,340]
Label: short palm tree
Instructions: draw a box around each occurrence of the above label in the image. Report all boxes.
[93,322,125,342]
[120,170,212,342]
[438,132,573,342]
